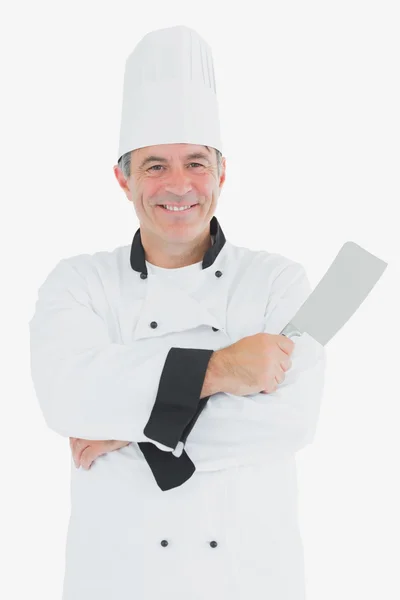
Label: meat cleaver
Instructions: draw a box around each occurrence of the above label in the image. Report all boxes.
[280,241,387,346]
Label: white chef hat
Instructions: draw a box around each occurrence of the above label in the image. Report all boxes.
[117,25,223,164]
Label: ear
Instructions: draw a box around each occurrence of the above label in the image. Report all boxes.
[113,165,131,199]
[219,157,226,189]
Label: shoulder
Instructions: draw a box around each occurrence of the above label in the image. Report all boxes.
[225,240,306,285]
[37,244,131,296]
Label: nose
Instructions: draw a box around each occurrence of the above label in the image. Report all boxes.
[164,169,193,196]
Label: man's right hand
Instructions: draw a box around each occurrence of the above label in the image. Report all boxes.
[213,333,295,396]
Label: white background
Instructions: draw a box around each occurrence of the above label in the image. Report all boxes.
[1,1,399,598]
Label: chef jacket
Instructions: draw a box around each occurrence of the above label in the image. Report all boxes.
[28,215,326,600]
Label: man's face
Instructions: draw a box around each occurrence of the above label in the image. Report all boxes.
[114,143,226,244]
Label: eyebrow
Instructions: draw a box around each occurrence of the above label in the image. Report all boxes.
[139,151,211,170]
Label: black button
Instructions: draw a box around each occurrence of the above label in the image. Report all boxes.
[160,539,169,547]
[140,273,147,279]
[212,327,219,331]
[215,270,222,278]
[150,321,158,329]
[209,540,218,548]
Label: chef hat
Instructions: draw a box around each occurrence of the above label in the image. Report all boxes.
[117,25,223,164]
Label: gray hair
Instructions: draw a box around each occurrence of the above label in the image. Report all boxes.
[118,146,223,179]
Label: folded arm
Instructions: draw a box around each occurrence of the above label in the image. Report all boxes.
[29,258,326,489]
[28,258,215,489]
[179,261,327,464]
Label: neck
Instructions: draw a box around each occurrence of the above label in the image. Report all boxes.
[141,229,213,269]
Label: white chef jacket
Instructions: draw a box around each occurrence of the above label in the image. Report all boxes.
[28,215,326,600]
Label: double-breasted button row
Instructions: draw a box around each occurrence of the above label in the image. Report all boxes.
[149,322,219,331]
[143,270,223,331]
[160,539,218,548]
[140,270,223,280]
[150,321,219,331]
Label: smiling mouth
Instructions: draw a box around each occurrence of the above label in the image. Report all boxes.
[157,204,199,213]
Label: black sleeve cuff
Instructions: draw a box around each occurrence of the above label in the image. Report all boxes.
[179,395,211,445]
[143,347,214,449]
[137,442,196,491]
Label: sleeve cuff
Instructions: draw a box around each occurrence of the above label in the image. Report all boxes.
[137,442,196,491]
[143,347,214,449]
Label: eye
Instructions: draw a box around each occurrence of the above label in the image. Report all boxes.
[147,163,205,172]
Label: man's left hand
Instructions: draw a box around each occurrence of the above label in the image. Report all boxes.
[69,438,131,469]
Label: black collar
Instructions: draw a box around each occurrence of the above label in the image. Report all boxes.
[130,215,226,275]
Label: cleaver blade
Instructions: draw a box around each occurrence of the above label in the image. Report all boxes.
[279,241,387,346]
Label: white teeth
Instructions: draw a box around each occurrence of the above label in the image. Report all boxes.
[162,205,194,211]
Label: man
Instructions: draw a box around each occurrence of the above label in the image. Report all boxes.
[29,25,326,600]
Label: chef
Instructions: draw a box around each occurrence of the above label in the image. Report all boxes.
[28,24,327,600]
